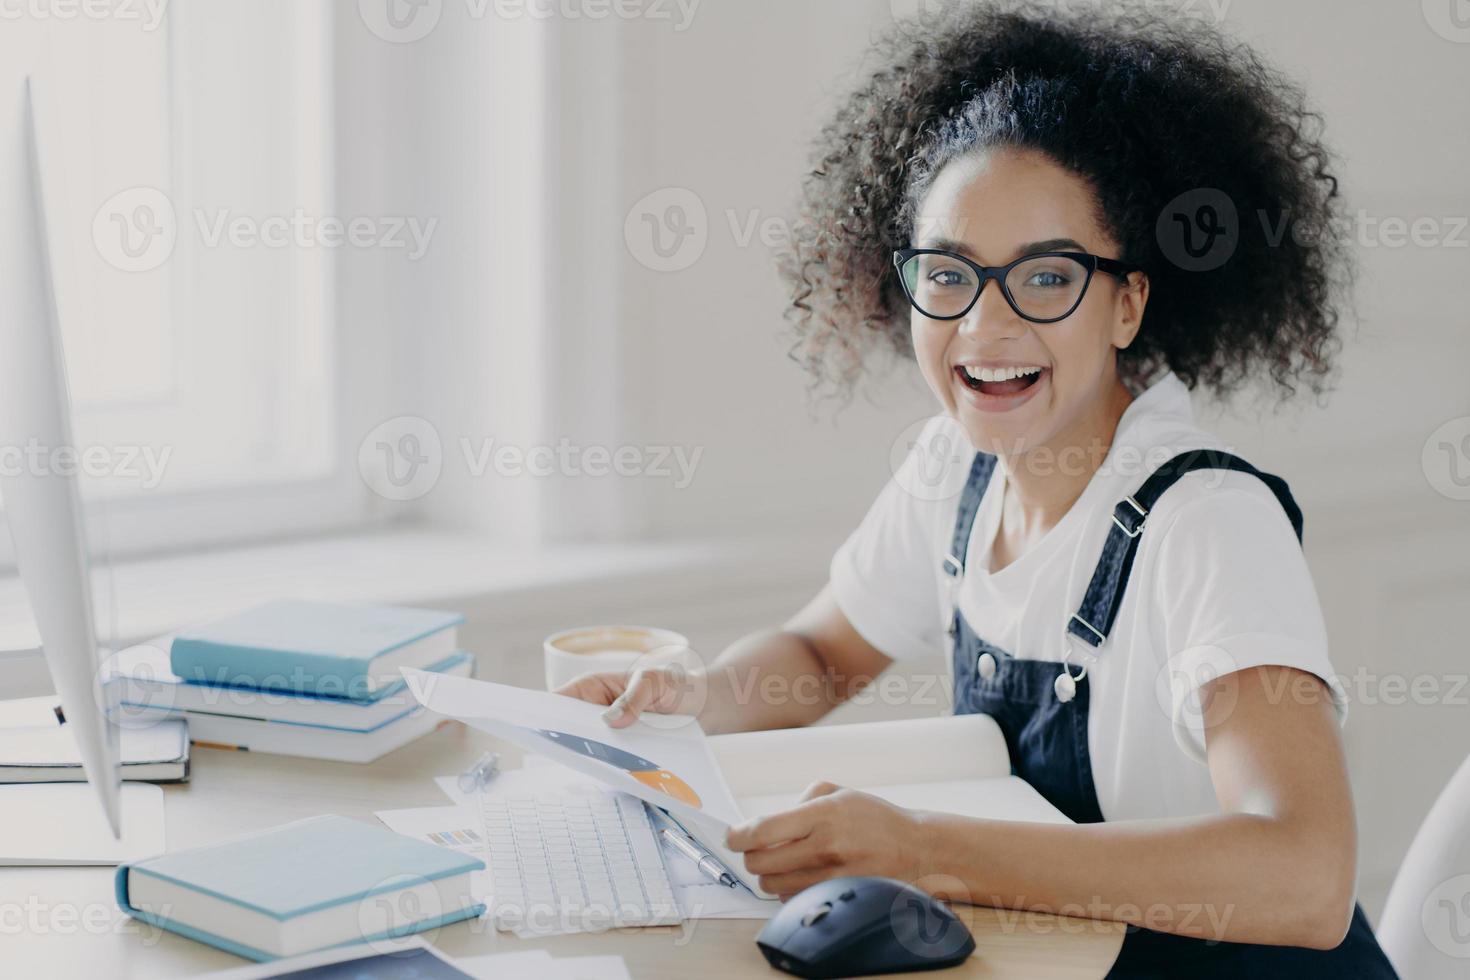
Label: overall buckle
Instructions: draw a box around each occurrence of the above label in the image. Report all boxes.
[1111,496,1148,538]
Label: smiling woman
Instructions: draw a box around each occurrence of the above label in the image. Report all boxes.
[780,2,1351,405]
[553,3,1401,975]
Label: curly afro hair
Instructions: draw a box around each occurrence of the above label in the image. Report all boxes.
[781,1,1352,401]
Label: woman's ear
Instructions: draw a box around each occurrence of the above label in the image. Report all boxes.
[1111,272,1149,350]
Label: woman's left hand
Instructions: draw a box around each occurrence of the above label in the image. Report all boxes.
[725,782,930,899]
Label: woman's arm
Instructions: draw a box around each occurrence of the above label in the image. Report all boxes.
[727,664,1358,949]
[555,585,894,735]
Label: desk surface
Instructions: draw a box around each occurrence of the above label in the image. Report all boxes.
[2,721,1123,979]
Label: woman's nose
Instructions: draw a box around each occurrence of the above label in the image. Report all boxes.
[957,277,1024,340]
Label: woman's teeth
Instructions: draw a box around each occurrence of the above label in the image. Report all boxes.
[960,365,1043,383]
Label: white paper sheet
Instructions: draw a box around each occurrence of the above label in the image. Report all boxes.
[0,782,166,865]
[404,670,744,830]
[375,803,486,853]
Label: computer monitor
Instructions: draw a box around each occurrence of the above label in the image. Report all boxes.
[0,74,122,837]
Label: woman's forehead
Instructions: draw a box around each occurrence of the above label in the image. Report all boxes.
[914,147,1108,261]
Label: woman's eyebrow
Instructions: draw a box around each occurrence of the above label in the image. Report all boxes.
[918,236,1088,262]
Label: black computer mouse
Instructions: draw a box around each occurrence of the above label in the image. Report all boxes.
[755,876,976,978]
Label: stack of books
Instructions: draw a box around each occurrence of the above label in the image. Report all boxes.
[105,600,472,763]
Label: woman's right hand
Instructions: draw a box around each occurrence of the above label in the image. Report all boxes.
[553,665,706,729]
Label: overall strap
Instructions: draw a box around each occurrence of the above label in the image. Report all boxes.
[1066,449,1305,649]
[943,453,999,579]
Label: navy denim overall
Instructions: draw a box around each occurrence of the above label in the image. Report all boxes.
[946,450,1398,978]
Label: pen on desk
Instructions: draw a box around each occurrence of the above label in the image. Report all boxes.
[457,751,501,794]
[659,826,739,888]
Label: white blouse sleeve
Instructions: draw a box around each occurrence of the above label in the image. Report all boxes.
[1149,483,1349,764]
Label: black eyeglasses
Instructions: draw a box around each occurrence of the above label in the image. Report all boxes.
[893,248,1140,324]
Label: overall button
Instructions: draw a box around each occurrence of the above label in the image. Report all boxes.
[1053,669,1077,703]
[976,651,997,681]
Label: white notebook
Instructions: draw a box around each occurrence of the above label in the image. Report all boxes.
[696,714,1069,898]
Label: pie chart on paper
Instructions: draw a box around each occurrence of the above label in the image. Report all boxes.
[531,728,703,808]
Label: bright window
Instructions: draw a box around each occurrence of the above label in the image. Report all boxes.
[1,0,366,565]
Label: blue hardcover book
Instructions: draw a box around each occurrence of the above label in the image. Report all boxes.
[115,814,485,961]
[169,600,465,699]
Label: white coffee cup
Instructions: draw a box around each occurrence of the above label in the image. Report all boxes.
[542,625,691,692]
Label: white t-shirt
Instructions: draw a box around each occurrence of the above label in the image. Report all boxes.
[830,372,1347,822]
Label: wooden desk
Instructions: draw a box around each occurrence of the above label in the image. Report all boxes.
[0,722,1123,978]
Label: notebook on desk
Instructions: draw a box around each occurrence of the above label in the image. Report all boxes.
[694,714,1069,896]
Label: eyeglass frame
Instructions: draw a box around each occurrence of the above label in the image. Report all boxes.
[892,247,1142,324]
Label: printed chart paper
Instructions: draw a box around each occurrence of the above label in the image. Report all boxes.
[404,669,744,831]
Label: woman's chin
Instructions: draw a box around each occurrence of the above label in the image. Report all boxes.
[952,385,1050,456]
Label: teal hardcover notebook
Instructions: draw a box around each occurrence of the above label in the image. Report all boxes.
[169,600,465,699]
[115,815,485,961]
